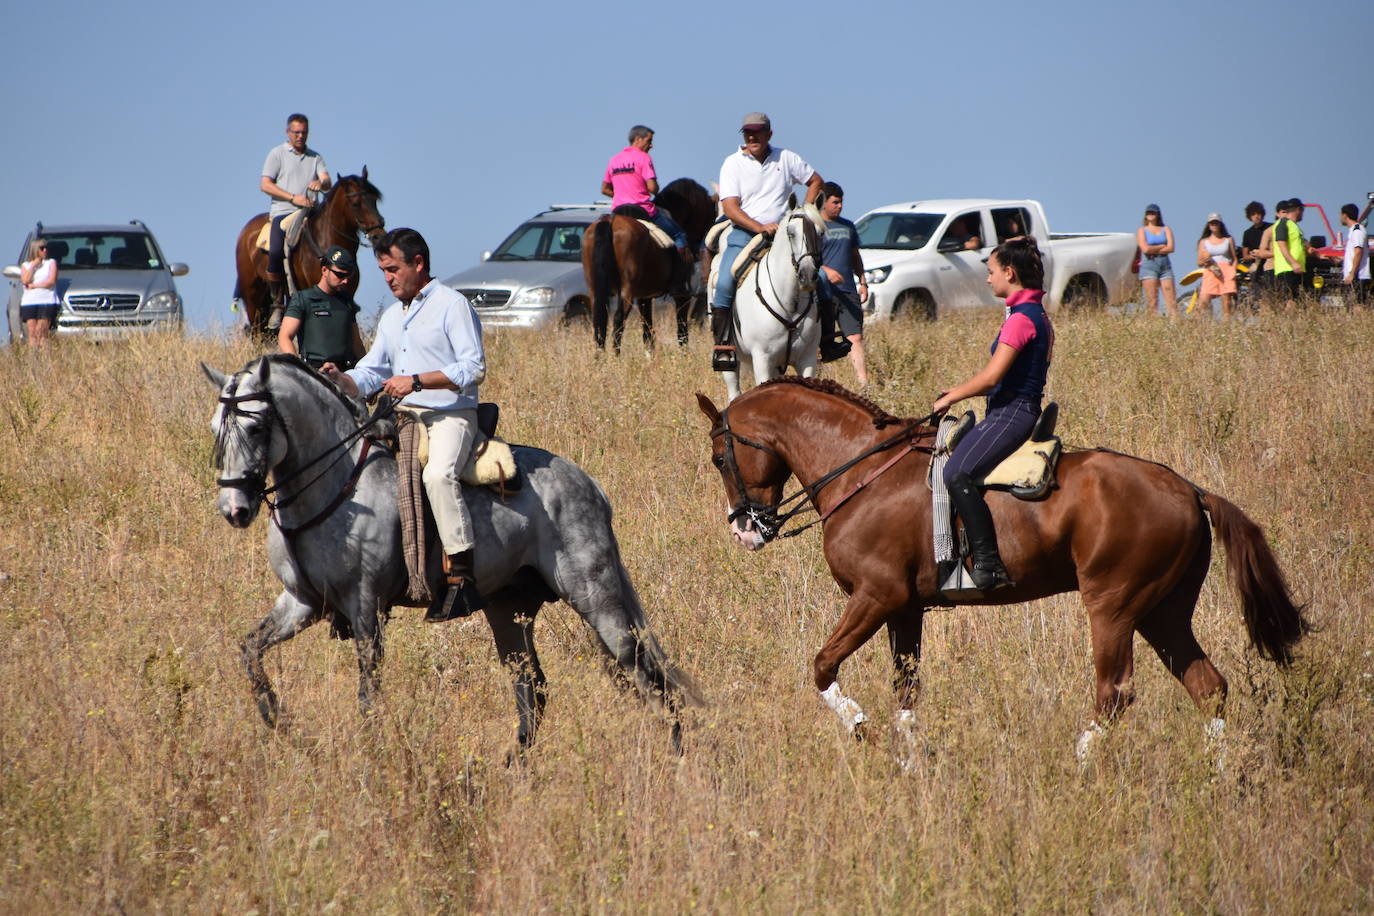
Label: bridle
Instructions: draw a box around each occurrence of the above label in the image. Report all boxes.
[215,371,395,536]
[710,403,938,542]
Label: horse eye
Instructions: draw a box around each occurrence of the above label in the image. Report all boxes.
[711,454,724,468]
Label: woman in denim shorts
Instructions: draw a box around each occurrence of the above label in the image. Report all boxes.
[1135,203,1179,317]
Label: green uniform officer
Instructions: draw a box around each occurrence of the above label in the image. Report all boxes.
[279,245,366,369]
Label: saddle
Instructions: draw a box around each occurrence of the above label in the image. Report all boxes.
[705,220,771,303]
[945,402,1061,499]
[255,208,312,296]
[392,402,520,606]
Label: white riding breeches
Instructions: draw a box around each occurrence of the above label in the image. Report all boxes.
[414,407,479,555]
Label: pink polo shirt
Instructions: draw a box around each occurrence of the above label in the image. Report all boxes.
[603,146,658,216]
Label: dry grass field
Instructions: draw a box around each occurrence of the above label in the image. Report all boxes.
[1,305,1371,914]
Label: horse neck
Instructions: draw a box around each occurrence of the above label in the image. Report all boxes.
[311,187,355,249]
[744,390,880,485]
[269,369,366,504]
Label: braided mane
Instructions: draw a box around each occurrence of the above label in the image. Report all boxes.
[756,376,909,429]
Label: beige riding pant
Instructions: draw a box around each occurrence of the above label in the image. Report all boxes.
[414,407,479,555]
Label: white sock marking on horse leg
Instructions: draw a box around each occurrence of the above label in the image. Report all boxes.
[1075,720,1106,766]
[819,682,868,733]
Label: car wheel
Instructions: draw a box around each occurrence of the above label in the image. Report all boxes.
[894,289,937,321]
[560,297,591,329]
[1063,274,1107,310]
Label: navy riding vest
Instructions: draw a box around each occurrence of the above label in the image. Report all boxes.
[988,296,1052,407]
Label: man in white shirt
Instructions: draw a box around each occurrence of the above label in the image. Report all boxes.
[1340,202,1371,307]
[322,227,488,620]
[261,113,332,329]
[710,112,824,371]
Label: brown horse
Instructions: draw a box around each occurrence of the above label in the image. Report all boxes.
[233,170,386,334]
[582,177,715,352]
[696,377,1310,760]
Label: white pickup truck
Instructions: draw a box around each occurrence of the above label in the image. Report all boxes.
[853,199,1136,319]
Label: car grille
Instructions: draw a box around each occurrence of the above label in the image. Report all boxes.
[67,293,141,311]
[456,288,512,309]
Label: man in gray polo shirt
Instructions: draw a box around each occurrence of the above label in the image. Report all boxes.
[261,112,331,329]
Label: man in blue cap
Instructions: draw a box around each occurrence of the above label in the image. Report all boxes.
[278,245,365,370]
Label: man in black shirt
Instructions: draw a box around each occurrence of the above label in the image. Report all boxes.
[278,245,366,369]
[1239,201,1271,291]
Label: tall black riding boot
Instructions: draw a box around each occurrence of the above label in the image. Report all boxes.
[266,274,287,331]
[711,308,738,372]
[426,549,487,622]
[817,295,851,363]
[948,472,1014,592]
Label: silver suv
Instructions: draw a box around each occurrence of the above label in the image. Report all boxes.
[441,204,607,329]
[5,221,188,340]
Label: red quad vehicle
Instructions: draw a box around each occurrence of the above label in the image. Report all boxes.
[1292,200,1373,303]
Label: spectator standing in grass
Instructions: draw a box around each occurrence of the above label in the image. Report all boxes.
[1239,201,1271,293]
[18,238,58,347]
[1340,203,1370,307]
[816,181,869,386]
[1256,199,1312,307]
[278,245,366,370]
[1136,204,1178,317]
[1195,214,1238,319]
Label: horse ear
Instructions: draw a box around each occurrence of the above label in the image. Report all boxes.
[695,392,721,426]
[361,164,368,180]
[200,362,229,390]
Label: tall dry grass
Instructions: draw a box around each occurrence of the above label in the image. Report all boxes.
[0,306,1371,913]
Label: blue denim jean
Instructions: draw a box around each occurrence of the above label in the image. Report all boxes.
[711,227,755,310]
[1138,253,1173,281]
[649,210,687,248]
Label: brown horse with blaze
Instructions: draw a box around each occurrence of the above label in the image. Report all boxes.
[234,170,385,334]
[697,377,1310,761]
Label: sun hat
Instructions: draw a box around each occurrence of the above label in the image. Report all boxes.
[740,112,771,132]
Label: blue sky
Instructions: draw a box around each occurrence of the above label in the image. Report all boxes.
[3,0,1369,338]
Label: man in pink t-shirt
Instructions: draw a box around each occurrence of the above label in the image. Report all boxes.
[601,125,689,253]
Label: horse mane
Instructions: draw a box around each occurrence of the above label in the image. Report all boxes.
[756,376,910,429]
[251,353,370,423]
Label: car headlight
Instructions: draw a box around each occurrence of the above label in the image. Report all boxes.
[144,291,181,312]
[510,286,555,307]
[864,266,891,284]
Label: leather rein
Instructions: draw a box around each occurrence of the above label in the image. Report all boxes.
[711,405,938,542]
[215,383,395,537]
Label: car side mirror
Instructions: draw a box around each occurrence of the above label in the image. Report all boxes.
[936,238,963,254]
[2,266,19,279]
[480,250,492,263]
[169,263,189,276]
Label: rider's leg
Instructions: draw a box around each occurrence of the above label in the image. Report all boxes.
[651,210,694,292]
[420,408,487,620]
[266,215,288,330]
[941,400,1040,592]
[710,229,751,371]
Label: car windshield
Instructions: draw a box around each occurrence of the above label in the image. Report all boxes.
[40,232,163,270]
[490,222,587,262]
[855,213,942,250]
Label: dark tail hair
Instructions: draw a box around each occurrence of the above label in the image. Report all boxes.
[591,218,618,348]
[1203,492,1312,666]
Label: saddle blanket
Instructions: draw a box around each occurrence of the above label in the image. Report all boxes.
[941,407,1062,499]
[253,207,308,251]
[636,219,675,249]
[706,224,771,304]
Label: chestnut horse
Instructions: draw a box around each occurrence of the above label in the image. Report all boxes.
[582,177,715,352]
[696,377,1310,760]
[233,170,386,334]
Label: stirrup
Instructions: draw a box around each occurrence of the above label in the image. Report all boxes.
[425,576,485,621]
[712,346,738,372]
[819,337,851,363]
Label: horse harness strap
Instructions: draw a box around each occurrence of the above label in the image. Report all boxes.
[814,437,927,526]
[272,438,375,537]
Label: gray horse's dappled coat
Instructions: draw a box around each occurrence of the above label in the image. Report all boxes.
[205,354,698,750]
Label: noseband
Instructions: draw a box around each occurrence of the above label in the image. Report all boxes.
[712,407,788,542]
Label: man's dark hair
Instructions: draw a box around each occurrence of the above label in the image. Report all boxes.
[1341,203,1359,221]
[628,125,653,144]
[819,181,844,203]
[1245,201,1265,219]
[286,113,309,127]
[990,235,1045,290]
[375,227,431,274]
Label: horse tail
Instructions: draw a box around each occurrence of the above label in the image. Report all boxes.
[1202,492,1312,666]
[592,217,618,309]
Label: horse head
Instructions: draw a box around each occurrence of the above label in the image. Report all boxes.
[780,205,823,293]
[696,391,791,551]
[203,358,289,528]
[329,169,387,247]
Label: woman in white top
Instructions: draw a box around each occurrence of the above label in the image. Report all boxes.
[19,238,59,345]
[1195,214,1237,319]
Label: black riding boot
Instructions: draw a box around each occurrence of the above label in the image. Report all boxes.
[711,308,738,372]
[266,274,287,331]
[426,549,487,621]
[818,295,851,363]
[948,472,1014,592]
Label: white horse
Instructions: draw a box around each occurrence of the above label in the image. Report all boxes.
[719,204,826,401]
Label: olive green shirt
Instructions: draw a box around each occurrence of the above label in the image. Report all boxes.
[284,286,360,366]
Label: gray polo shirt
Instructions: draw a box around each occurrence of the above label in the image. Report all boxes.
[262,142,329,217]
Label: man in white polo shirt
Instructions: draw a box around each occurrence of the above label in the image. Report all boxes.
[710,112,825,371]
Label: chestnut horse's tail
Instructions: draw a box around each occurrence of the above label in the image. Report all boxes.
[592,218,617,308]
[1202,492,1311,666]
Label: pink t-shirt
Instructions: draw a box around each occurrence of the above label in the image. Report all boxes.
[997,289,1052,357]
[603,146,657,216]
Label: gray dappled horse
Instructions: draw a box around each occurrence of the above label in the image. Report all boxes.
[203,354,697,752]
